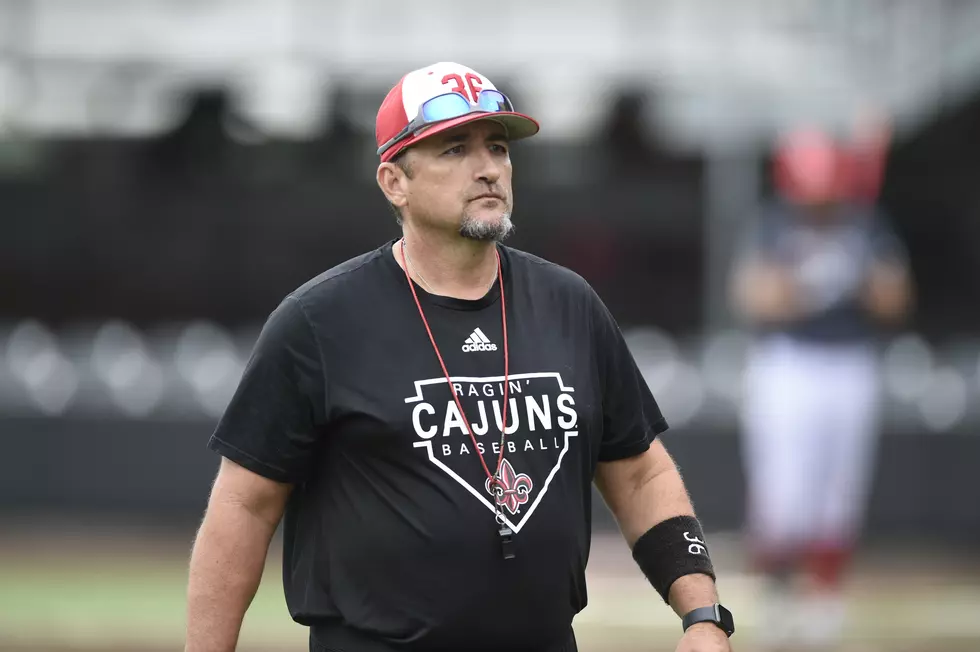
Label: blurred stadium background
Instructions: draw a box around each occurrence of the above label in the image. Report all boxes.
[2,1,980,650]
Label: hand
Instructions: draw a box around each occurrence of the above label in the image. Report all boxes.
[674,622,732,652]
[862,260,911,321]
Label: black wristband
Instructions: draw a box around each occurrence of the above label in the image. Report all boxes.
[631,515,716,604]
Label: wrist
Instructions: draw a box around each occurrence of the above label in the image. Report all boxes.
[684,621,728,637]
[681,603,735,639]
[668,572,718,613]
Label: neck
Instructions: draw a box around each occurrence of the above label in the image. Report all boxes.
[395,226,498,300]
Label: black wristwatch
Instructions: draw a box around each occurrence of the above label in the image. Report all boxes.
[681,603,735,637]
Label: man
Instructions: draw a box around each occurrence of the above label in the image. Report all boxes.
[730,125,912,650]
[185,62,735,652]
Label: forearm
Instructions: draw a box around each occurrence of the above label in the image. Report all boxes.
[863,262,911,321]
[185,501,278,652]
[610,455,696,547]
[731,263,802,324]
[597,443,719,616]
[623,461,718,616]
[667,571,719,618]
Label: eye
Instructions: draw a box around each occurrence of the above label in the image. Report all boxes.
[443,145,464,156]
[490,143,509,155]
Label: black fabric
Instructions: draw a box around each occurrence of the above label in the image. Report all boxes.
[631,515,716,604]
[209,240,668,650]
[309,620,579,652]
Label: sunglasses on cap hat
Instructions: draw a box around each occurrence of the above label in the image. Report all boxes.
[376,90,516,158]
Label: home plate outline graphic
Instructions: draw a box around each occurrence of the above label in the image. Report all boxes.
[413,432,578,533]
[405,372,578,533]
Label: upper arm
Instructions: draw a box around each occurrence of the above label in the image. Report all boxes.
[207,295,328,485]
[868,211,909,268]
[208,457,292,529]
[589,289,669,462]
[594,440,688,544]
[728,214,783,304]
[866,211,913,291]
[864,215,914,318]
[594,439,672,498]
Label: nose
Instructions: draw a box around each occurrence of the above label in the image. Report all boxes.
[473,146,502,185]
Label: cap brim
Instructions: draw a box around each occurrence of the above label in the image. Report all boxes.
[380,112,540,162]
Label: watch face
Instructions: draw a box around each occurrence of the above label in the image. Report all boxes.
[718,605,735,636]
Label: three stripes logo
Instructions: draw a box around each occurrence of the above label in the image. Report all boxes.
[461,327,497,352]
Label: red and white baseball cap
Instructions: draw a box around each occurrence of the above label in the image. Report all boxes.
[375,62,540,163]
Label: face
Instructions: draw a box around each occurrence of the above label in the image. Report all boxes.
[379,120,514,241]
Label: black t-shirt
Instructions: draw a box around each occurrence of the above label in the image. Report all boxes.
[208,240,668,651]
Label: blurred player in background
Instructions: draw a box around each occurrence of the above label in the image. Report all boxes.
[729,117,914,650]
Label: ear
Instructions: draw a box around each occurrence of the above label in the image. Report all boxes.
[377,161,410,210]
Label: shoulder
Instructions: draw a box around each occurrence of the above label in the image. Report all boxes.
[757,200,796,233]
[503,246,616,329]
[859,203,897,232]
[835,203,898,239]
[503,246,597,296]
[285,243,392,310]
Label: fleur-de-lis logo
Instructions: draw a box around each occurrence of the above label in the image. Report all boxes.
[485,459,533,515]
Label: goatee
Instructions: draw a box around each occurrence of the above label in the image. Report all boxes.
[459,212,514,242]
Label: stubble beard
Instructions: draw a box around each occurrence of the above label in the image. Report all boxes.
[458,209,514,242]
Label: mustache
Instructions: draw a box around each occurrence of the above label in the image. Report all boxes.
[468,188,508,202]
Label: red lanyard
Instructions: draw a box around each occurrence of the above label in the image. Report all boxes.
[398,240,516,558]
[398,239,510,485]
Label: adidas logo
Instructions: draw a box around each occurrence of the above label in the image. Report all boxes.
[462,328,498,352]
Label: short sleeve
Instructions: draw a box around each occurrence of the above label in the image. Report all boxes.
[590,290,669,462]
[207,296,327,484]
[868,210,909,268]
[732,205,784,267]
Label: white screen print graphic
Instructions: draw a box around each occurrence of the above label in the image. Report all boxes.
[404,372,579,533]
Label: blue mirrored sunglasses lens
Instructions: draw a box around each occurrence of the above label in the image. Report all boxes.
[477,90,511,112]
[420,93,472,122]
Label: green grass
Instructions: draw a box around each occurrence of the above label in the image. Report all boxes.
[3,535,980,652]
[0,555,306,649]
